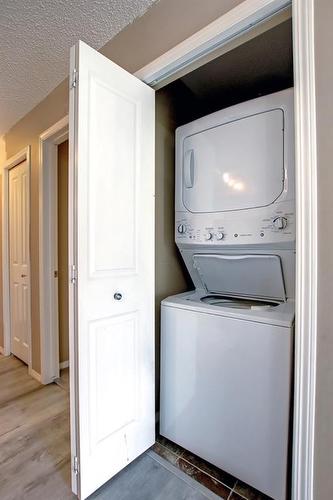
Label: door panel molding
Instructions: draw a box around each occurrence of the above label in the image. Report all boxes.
[69,41,155,499]
[39,117,69,384]
[2,146,32,373]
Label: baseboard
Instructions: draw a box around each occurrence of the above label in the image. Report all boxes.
[29,367,42,383]
[59,360,69,369]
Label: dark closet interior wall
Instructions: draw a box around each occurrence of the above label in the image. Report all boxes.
[165,19,293,126]
[155,90,192,407]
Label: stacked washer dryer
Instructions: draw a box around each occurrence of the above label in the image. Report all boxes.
[160,88,295,500]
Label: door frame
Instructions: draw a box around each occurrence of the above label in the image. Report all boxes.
[39,116,69,384]
[134,0,317,498]
[2,146,34,375]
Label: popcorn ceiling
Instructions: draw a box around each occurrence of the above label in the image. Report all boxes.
[0,0,156,135]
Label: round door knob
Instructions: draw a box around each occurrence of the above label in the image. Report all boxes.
[177,224,186,234]
[215,232,224,240]
[114,292,122,301]
[273,216,288,230]
[205,232,213,241]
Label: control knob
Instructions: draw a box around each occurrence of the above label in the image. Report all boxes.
[177,224,186,234]
[215,232,224,241]
[272,216,288,230]
[205,232,213,241]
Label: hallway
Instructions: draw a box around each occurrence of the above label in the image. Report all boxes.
[0,355,74,500]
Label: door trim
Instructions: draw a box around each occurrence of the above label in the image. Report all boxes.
[135,0,291,87]
[2,146,33,373]
[39,116,69,384]
[134,1,317,498]
[292,1,317,498]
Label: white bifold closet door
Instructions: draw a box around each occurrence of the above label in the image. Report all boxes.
[9,160,30,364]
[68,41,155,499]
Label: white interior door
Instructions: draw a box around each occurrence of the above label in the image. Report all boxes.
[69,41,155,499]
[8,161,30,364]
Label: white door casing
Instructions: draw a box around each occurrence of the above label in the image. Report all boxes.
[39,117,69,384]
[8,161,30,364]
[69,41,155,499]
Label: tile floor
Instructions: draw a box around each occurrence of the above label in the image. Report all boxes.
[91,452,219,500]
[153,435,273,500]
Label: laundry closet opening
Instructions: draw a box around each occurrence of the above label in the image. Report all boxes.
[154,11,294,500]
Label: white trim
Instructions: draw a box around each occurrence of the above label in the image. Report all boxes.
[292,1,317,499]
[60,360,69,370]
[2,147,32,373]
[135,0,291,86]
[29,368,42,383]
[39,116,69,384]
[69,43,79,497]
[0,346,4,355]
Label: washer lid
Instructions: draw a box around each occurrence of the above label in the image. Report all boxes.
[192,254,286,302]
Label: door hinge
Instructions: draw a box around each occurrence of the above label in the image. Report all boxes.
[73,456,79,475]
[71,68,77,89]
[70,264,77,284]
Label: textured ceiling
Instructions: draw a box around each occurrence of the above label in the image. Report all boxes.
[0,0,156,135]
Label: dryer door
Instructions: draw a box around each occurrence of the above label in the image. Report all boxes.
[182,109,284,213]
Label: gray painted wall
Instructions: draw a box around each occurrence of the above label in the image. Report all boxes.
[313,1,333,497]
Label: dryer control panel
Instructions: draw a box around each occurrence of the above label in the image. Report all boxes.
[175,201,295,246]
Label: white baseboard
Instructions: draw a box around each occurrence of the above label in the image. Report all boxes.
[59,360,69,369]
[29,368,42,383]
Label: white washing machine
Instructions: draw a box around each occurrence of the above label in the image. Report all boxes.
[160,89,295,500]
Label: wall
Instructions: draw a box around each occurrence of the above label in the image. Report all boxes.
[57,140,69,364]
[0,136,5,349]
[313,0,333,497]
[4,0,243,373]
[155,88,190,404]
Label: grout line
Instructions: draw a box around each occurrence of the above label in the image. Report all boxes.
[155,440,182,459]
[156,439,254,500]
[179,454,235,490]
[156,440,236,495]
[228,480,249,500]
[149,450,221,500]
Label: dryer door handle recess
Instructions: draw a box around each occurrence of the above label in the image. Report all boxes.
[184,149,195,188]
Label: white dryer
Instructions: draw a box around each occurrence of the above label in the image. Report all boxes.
[160,89,295,500]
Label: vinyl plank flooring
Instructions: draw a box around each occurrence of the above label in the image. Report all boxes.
[0,355,73,500]
[0,354,23,374]
[55,367,70,391]
[0,358,41,406]
[0,383,68,437]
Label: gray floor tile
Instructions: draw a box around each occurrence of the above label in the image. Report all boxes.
[90,453,209,500]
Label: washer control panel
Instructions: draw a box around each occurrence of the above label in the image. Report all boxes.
[175,203,295,246]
